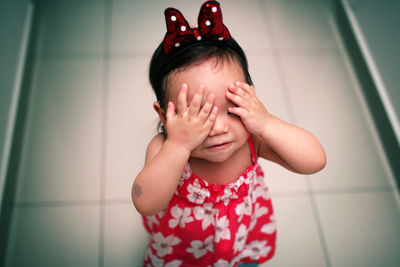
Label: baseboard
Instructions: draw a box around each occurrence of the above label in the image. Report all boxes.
[334,0,400,190]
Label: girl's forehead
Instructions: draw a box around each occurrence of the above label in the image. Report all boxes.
[167,58,245,102]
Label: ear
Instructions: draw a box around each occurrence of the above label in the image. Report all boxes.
[153,101,167,127]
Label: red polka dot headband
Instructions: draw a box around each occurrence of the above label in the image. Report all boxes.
[163,1,231,54]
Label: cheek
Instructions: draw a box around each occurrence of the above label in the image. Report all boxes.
[229,117,248,133]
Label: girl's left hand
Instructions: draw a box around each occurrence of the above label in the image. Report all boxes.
[226,81,270,137]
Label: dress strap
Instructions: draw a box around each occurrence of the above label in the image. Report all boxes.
[248,135,257,164]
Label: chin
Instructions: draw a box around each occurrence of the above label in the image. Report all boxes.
[191,151,234,163]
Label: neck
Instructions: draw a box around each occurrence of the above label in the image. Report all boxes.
[189,144,253,185]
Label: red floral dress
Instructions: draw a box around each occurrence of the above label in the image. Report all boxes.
[142,138,277,267]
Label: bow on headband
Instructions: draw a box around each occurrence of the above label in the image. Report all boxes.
[163,1,231,54]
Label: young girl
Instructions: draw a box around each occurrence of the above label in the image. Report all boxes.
[132,1,326,266]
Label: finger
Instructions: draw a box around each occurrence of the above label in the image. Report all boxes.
[203,106,218,130]
[177,84,188,114]
[235,81,254,96]
[166,101,176,121]
[228,83,248,97]
[228,106,247,119]
[188,85,204,117]
[198,93,215,121]
[226,91,246,108]
[228,84,250,99]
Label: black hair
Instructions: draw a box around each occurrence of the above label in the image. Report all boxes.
[149,38,253,132]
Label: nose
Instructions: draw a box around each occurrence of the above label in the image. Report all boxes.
[209,113,229,136]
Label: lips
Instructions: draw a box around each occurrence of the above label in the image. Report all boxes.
[206,142,231,150]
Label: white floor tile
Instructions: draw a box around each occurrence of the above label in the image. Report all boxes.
[260,159,309,195]
[5,205,100,267]
[15,58,103,202]
[279,53,391,190]
[246,52,291,122]
[110,0,170,54]
[34,0,105,55]
[315,192,400,267]
[220,0,273,52]
[246,52,309,193]
[105,56,158,200]
[110,0,272,54]
[262,195,327,267]
[261,0,337,51]
[5,1,400,267]
[104,203,147,267]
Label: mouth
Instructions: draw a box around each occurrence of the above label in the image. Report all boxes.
[206,142,231,150]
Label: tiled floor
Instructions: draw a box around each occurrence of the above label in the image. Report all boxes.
[4,0,400,266]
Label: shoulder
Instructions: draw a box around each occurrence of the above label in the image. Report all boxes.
[145,133,166,164]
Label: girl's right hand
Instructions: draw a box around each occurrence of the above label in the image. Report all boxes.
[165,83,218,153]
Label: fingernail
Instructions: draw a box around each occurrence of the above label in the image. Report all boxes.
[235,81,241,86]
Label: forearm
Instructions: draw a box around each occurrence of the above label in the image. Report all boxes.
[260,115,326,174]
[132,140,190,216]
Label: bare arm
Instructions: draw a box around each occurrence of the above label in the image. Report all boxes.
[132,135,190,216]
[253,116,326,174]
[227,81,326,174]
[132,84,217,216]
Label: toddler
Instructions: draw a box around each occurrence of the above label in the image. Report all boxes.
[132,1,326,266]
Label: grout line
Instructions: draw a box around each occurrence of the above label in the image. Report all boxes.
[99,0,112,266]
[33,48,341,60]
[313,185,394,195]
[34,52,152,60]
[33,52,105,59]
[13,199,101,208]
[305,177,332,267]
[258,1,333,266]
[12,198,133,208]
[12,184,394,209]
[271,185,394,198]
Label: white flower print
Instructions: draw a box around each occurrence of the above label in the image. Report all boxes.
[152,232,181,257]
[186,235,214,259]
[193,203,218,230]
[251,184,269,202]
[217,188,238,206]
[241,240,272,260]
[146,247,182,267]
[234,224,248,253]
[146,215,159,230]
[168,205,194,228]
[178,165,192,188]
[187,179,210,204]
[231,176,245,192]
[145,246,164,266]
[215,216,231,242]
[235,196,252,222]
[214,259,231,267]
[158,209,166,218]
[261,215,276,234]
[249,202,269,231]
[164,260,183,267]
